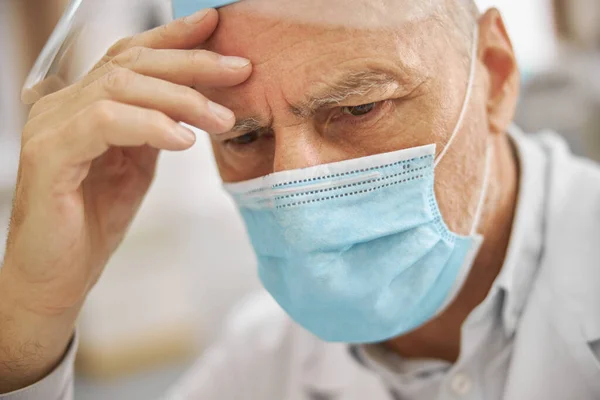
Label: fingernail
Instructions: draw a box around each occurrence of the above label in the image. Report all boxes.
[175,124,196,144]
[220,56,251,69]
[208,101,234,122]
[184,9,210,24]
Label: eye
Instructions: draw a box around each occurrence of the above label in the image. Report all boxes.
[227,131,261,146]
[341,102,376,117]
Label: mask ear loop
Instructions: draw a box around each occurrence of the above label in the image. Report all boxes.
[434,25,479,168]
[470,143,492,236]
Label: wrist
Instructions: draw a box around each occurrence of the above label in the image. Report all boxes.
[0,265,78,393]
[0,255,85,316]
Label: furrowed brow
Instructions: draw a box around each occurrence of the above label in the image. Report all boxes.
[231,117,265,134]
[216,71,399,138]
[290,70,398,118]
[211,117,267,140]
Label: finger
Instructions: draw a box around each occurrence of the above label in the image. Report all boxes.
[92,70,236,133]
[111,48,251,88]
[31,48,251,120]
[46,100,197,166]
[28,9,219,111]
[30,69,236,135]
[21,75,68,105]
[77,48,251,98]
[99,9,219,66]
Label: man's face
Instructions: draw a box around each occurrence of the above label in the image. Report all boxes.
[203,0,515,235]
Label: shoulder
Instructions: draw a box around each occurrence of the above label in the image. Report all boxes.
[504,132,600,397]
[221,293,387,397]
[533,131,600,261]
[536,131,600,205]
[525,131,600,335]
[220,290,319,363]
[166,292,322,400]
[519,130,600,240]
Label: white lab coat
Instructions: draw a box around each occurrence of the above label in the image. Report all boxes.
[162,128,600,400]
[1,128,600,400]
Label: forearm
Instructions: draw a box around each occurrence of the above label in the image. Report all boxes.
[0,267,77,394]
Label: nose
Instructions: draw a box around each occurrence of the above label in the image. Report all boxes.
[272,125,351,173]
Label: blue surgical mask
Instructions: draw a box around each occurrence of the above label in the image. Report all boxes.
[224,27,486,343]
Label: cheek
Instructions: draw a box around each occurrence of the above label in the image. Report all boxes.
[345,92,447,155]
[432,84,491,236]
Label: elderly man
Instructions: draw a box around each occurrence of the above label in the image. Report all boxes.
[1,0,600,399]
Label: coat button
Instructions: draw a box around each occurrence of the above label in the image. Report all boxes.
[450,372,472,396]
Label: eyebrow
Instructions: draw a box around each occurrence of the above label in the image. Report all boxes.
[290,70,399,118]
[230,117,265,135]
[228,70,399,136]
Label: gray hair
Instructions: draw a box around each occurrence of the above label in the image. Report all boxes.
[429,0,481,61]
[452,0,481,36]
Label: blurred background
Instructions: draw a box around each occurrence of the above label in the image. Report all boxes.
[0,0,599,399]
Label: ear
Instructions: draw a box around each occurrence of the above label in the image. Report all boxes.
[477,8,520,135]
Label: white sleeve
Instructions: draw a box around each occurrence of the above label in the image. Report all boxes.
[163,292,294,400]
[0,335,77,400]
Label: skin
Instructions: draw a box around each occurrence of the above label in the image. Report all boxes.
[206,1,519,361]
[0,9,251,392]
[0,0,519,393]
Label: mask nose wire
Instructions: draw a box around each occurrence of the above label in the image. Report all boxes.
[434,25,479,168]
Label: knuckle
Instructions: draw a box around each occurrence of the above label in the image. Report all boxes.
[156,24,173,42]
[114,46,145,68]
[88,100,118,128]
[28,90,64,119]
[21,123,39,143]
[187,91,208,112]
[29,101,45,119]
[103,68,135,93]
[150,110,174,131]
[144,110,174,136]
[106,36,133,58]
[20,134,46,166]
[92,54,113,71]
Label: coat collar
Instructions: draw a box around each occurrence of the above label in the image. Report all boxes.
[495,125,548,336]
[299,125,550,393]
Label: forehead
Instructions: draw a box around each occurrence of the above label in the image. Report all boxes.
[206,0,432,61]
[219,0,432,28]
[201,0,443,116]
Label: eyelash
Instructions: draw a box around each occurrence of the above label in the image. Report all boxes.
[224,130,269,149]
[332,101,388,124]
[224,100,389,148]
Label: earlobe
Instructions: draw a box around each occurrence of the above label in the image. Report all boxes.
[478,8,520,134]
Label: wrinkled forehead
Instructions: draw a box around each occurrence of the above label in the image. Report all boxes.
[203,0,434,61]
[220,0,432,27]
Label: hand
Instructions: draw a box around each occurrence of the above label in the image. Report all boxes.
[0,9,251,392]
